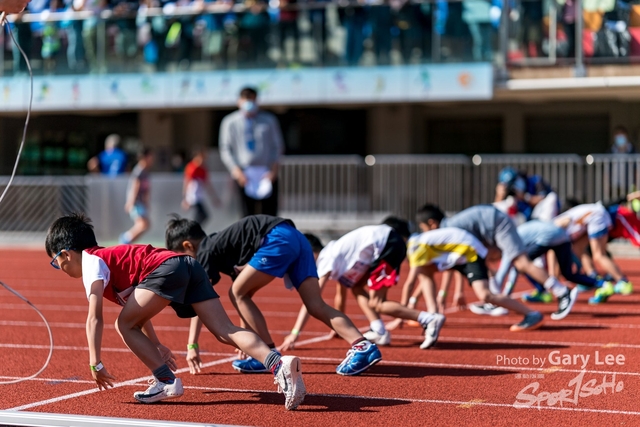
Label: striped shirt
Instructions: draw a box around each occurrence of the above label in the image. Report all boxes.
[407,227,488,271]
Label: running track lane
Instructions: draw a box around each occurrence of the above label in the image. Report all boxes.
[1,250,640,426]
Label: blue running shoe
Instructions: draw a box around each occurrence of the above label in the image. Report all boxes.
[614,280,633,296]
[336,342,382,376]
[522,290,553,303]
[232,356,272,373]
[588,282,615,305]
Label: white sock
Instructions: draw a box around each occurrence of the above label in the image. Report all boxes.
[370,320,386,335]
[544,276,567,297]
[417,311,435,327]
[489,276,501,294]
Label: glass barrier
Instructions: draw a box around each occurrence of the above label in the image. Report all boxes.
[1,0,499,77]
[3,0,639,76]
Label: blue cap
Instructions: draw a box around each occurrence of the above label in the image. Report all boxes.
[498,167,518,185]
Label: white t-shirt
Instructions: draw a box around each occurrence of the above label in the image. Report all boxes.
[81,251,110,299]
[316,224,391,288]
[554,203,612,241]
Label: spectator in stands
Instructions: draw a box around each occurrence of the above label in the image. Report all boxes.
[462,0,494,61]
[238,0,270,66]
[181,148,221,227]
[219,86,284,217]
[610,125,636,154]
[339,2,367,66]
[277,0,299,66]
[77,0,107,72]
[87,134,128,176]
[0,0,30,12]
[110,0,139,66]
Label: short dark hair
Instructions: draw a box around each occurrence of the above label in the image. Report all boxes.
[304,233,324,253]
[45,213,98,257]
[563,198,582,212]
[139,147,153,159]
[381,216,411,239]
[614,125,629,135]
[416,204,445,226]
[165,215,207,251]
[239,87,258,99]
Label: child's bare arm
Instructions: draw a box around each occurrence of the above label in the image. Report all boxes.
[86,280,115,390]
[400,267,418,306]
[417,266,438,313]
[334,281,347,313]
[277,273,330,352]
[452,271,466,310]
[436,269,452,312]
[125,177,140,213]
[142,321,177,371]
[186,317,204,374]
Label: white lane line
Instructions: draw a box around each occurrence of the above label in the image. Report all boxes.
[0,411,242,427]
[384,334,640,350]
[296,356,640,377]
[5,333,329,411]
[113,384,640,417]
[6,334,640,356]
[4,356,238,411]
[6,352,640,388]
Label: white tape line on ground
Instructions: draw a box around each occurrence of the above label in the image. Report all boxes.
[387,334,640,350]
[292,355,640,377]
[0,411,245,427]
[146,385,640,417]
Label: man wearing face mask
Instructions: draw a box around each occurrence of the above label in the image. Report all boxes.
[610,126,636,154]
[219,86,285,217]
[609,126,637,197]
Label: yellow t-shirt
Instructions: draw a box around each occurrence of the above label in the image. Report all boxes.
[407,227,488,271]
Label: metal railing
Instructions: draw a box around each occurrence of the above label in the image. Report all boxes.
[3,153,640,243]
[469,154,584,206]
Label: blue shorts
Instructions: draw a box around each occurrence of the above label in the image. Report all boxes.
[248,223,318,290]
[129,202,148,221]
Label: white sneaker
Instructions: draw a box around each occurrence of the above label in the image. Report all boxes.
[469,303,509,316]
[133,378,184,403]
[274,355,306,410]
[363,329,391,346]
[420,313,446,349]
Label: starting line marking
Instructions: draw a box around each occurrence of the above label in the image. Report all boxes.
[94,384,640,417]
[0,411,244,427]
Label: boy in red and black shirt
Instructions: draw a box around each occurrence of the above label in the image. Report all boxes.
[45,213,305,410]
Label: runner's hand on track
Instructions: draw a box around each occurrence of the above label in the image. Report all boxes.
[186,347,202,374]
[158,344,177,371]
[277,333,299,352]
[92,367,115,390]
[453,292,467,311]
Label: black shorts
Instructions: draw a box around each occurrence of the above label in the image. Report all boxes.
[138,256,218,318]
[452,258,489,285]
[370,229,406,274]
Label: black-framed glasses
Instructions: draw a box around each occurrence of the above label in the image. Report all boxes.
[50,249,68,269]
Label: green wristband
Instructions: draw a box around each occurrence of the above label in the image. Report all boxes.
[90,362,104,372]
[291,329,300,336]
[187,343,199,350]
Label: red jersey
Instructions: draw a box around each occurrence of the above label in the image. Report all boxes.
[184,161,208,182]
[83,245,180,306]
[610,205,640,247]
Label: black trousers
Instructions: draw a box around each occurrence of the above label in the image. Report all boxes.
[238,179,279,217]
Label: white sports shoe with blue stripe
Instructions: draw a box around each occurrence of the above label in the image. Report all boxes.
[134,378,184,403]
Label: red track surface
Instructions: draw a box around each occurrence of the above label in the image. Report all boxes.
[2,249,640,426]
